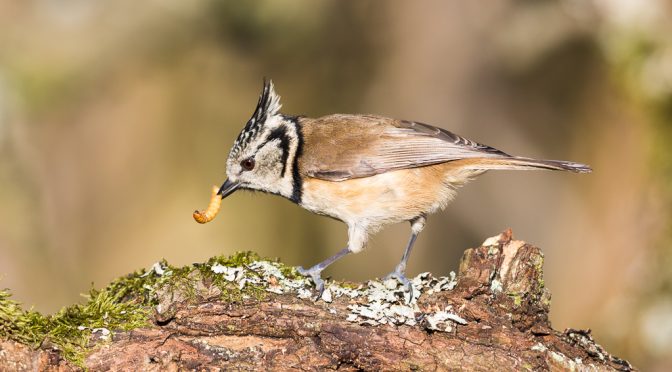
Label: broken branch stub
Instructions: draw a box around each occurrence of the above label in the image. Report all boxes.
[454,228,551,333]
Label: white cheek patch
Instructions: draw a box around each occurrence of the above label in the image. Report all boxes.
[233,140,293,198]
[255,144,284,179]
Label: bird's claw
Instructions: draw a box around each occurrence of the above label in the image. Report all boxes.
[383,271,414,300]
[297,266,325,299]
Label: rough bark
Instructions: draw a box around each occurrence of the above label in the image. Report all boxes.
[0,230,635,371]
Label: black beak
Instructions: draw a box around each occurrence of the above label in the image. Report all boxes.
[217,179,239,199]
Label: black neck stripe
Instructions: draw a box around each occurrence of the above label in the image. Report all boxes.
[285,116,303,204]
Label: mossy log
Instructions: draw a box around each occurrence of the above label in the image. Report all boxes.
[0,230,635,371]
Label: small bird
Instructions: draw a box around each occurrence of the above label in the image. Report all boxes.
[214,79,591,296]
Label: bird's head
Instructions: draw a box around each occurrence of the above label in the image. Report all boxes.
[218,79,302,202]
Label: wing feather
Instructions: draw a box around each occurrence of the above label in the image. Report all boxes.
[299,114,512,181]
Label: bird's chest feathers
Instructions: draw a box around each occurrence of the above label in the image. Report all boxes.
[300,172,412,225]
[299,165,462,226]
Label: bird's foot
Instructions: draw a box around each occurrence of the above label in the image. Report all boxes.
[383,270,414,301]
[297,266,325,299]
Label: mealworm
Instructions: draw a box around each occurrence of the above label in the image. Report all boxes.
[193,185,222,224]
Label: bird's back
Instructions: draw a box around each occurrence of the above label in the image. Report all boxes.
[298,114,510,181]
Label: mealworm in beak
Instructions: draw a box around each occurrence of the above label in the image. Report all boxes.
[193,185,222,224]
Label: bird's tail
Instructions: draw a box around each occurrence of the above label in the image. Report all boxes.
[458,156,592,173]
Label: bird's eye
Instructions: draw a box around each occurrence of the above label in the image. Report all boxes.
[241,158,255,171]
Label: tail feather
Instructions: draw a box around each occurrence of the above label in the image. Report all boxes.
[459,156,592,173]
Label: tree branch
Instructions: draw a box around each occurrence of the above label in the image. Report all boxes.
[0,230,635,371]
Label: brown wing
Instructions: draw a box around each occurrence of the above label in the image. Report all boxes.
[299,114,511,181]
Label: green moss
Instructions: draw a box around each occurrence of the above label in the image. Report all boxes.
[0,250,312,369]
[1,283,150,367]
[195,252,271,302]
[45,289,150,365]
[205,251,261,267]
[193,251,300,303]
[278,263,300,280]
[0,251,296,367]
[0,290,48,346]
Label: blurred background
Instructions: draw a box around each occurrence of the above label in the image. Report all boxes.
[0,0,671,369]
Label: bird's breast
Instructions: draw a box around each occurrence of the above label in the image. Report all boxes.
[299,163,473,227]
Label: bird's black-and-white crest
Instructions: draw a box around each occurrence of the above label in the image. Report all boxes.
[230,79,282,157]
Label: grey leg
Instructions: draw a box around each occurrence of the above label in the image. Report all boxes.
[384,215,426,296]
[297,247,351,297]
